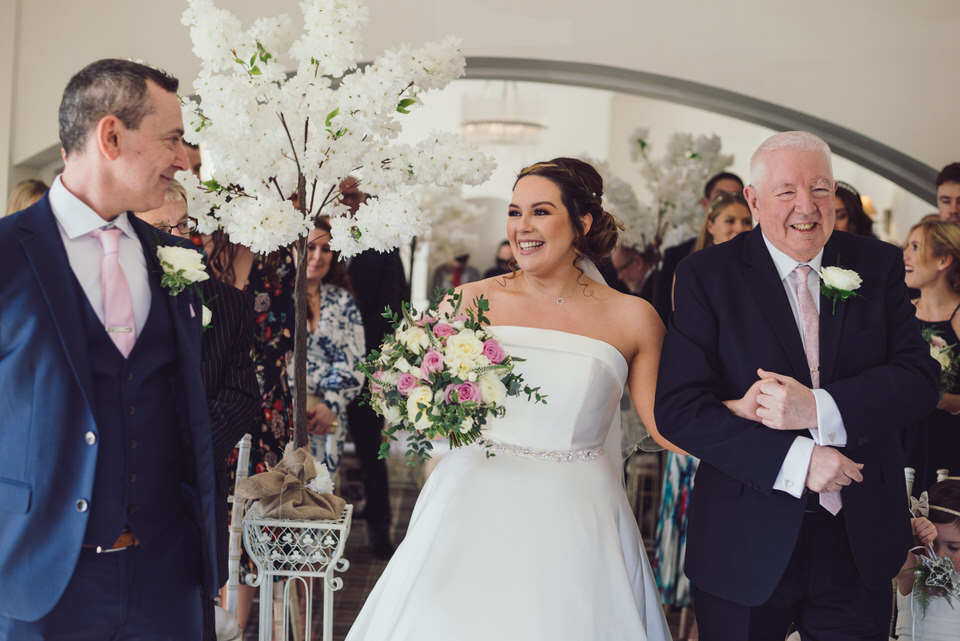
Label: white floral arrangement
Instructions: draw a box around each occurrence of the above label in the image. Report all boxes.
[818,266,862,315]
[358,291,545,462]
[922,327,960,395]
[180,0,496,257]
[156,245,212,328]
[628,129,733,252]
[417,185,485,266]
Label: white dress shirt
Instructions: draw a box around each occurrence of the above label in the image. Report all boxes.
[760,234,848,498]
[48,175,151,336]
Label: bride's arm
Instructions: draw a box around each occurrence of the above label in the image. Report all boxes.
[625,299,688,455]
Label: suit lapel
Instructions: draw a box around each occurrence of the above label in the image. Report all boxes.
[741,229,812,383]
[818,238,848,386]
[130,215,202,352]
[18,198,95,407]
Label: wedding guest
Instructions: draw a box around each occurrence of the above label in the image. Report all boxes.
[653,171,743,321]
[341,176,402,559]
[901,220,960,494]
[205,229,296,631]
[483,239,514,278]
[4,177,48,216]
[656,131,939,640]
[137,178,259,641]
[185,141,203,179]
[610,243,658,302]
[936,162,960,224]
[692,190,753,252]
[346,157,675,640]
[834,181,876,237]
[653,188,751,639]
[894,478,960,639]
[0,58,219,639]
[291,217,365,476]
[431,253,480,295]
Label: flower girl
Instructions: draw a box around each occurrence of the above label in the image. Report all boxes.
[895,478,960,640]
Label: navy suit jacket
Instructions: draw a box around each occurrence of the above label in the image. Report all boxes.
[0,196,221,621]
[655,227,939,606]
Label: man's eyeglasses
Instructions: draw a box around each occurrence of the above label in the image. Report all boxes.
[157,217,199,235]
[613,256,638,275]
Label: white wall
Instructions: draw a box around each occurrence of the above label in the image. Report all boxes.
[4,0,955,222]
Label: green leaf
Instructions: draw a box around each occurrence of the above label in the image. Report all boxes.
[249,53,257,67]
[325,108,340,128]
[249,66,262,76]
[396,98,417,114]
[201,178,222,191]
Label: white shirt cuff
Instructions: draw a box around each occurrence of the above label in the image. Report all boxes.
[809,388,848,446]
[773,436,814,498]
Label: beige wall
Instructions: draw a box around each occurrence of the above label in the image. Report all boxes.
[5,0,959,197]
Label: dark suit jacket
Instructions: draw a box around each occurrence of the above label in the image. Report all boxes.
[199,279,259,465]
[653,236,695,321]
[347,249,406,353]
[654,228,939,606]
[0,197,221,621]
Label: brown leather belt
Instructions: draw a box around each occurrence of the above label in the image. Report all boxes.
[82,530,140,554]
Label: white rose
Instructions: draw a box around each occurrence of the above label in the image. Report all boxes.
[395,357,412,373]
[382,403,402,426]
[819,266,861,292]
[459,416,474,434]
[396,326,430,354]
[201,304,212,327]
[931,346,952,370]
[444,330,484,367]
[478,372,507,405]
[157,246,210,284]
[405,386,434,430]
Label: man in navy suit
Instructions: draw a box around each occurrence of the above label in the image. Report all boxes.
[655,131,939,640]
[0,59,219,639]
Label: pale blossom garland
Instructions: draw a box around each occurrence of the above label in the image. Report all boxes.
[627,129,734,252]
[180,0,495,257]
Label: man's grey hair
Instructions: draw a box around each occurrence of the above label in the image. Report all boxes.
[749,131,833,188]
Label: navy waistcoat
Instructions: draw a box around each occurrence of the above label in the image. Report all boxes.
[80,267,190,549]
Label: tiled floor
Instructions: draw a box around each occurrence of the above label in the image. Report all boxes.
[240,452,686,640]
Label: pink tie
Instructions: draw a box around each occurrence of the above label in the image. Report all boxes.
[793,264,841,515]
[91,227,136,358]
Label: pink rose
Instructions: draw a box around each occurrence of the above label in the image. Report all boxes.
[397,372,418,396]
[433,322,455,338]
[370,369,385,393]
[421,349,444,376]
[445,381,481,404]
[482,339,507,364]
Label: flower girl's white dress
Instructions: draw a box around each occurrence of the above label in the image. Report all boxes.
[346,326,671,641]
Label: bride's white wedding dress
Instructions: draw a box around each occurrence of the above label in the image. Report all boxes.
[346,326,671,641]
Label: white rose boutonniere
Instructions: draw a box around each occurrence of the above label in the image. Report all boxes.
[157,245,212,328]
[819,266,862,314]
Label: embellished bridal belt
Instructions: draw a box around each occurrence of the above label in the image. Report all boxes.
[479,437,603,462]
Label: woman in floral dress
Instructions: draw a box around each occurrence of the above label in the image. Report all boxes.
[901,220,960,493]
[292,218,365,476]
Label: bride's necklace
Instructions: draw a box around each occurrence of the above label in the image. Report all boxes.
[524,273,579,306]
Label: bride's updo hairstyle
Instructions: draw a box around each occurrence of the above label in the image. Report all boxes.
[514,157,623,263]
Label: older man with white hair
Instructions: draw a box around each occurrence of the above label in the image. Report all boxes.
[656,131,939,640]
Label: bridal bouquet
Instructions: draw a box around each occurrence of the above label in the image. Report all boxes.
[358,291,545,463]
[922,327,959,396]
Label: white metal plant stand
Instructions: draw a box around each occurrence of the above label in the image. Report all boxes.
[242,503,353,641]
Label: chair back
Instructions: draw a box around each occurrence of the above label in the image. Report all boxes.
[224,433,252,616]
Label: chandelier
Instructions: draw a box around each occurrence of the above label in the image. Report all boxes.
[461,81,545,146]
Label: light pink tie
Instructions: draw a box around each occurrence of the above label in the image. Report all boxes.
[91,227,136,358]
[794,264,841,515]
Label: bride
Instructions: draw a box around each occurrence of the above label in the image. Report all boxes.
[346,157,678,640]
